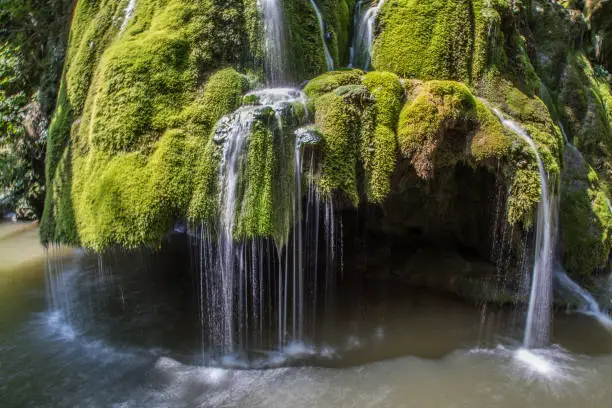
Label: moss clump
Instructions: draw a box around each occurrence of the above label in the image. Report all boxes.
[234,109,296,243]
[479,76,564,183]
[303,69,364,98]
[561,146,612,278]
[41,0,255,249]
[314,91,362,203]
[372,0,507,83]
[398,80,512,178]
[558,53,612,189]
[361,71,403,202]
[87,33,193,152]
[71,130,198,250]
[181,68,249,132]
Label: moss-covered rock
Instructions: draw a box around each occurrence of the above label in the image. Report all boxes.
[303,69,364,98]
[361,71,403,202]
[561,145,612,278]
[398,81,512,177]
[372,0,507,83]
[41,0,258,249]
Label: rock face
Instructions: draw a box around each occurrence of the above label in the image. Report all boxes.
[41,0,611,295]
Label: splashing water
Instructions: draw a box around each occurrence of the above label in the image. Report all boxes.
[119,0,137,35]
[261,0,287,84]
[349,0,387,70]
[308,0,334,71]
[491,108,555,349]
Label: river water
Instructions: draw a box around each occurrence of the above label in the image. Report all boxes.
[1,224,611,407]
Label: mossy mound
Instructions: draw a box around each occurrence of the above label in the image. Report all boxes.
[561,145,612,278]
[398,81,512,178]
[372,0,507,83]
[41,0,258,249]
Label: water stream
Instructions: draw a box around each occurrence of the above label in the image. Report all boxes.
[492,108,556,349]
[307,0,334,71]
[349,0,386,70]
[119,0,136,35]
[555,268,612,332]
[261,0,287,84]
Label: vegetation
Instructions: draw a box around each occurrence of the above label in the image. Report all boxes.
[0,0,73,218]
[30,0,611,283]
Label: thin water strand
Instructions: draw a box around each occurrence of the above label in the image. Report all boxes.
[308,0,334,71]
[350,0,387,69]
[491,107,555,349]
[555,269,612,332]
[119,0,136,35]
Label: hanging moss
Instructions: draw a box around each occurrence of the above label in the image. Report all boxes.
[315,91,361,203]
[361,71,403,202]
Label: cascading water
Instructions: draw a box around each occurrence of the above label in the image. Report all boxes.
[555,268,612,331]
[349,0,386,70]
[261,0,287,84]
[308,0,334,71]
[491,108,556,349]
[119,0,136,35]
[192,89,339,360]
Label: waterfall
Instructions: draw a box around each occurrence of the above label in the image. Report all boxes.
[261,0,287,84]
[307,0,334,71]
[193,89,339,359]
[555,268,612,332]
[119,0,136,35]
[349,0,386,70]
[492,108,555,349]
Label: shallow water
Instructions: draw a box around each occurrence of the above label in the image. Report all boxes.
[1,227,611,407]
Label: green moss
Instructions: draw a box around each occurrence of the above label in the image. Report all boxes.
[480,77,564,183]
[315,91,361,203]
[71,130,199,250]
[561,146,612,278]
[41,0,254,249]
[507,168,542,227]
[281,0,327,82]
[397,81,477,178]
[361,71,403,202]
[558,53,612,190]
[235,115,277,239]
[88,33,193,152]
[303,69,364,98]
[182,68,249,132]
[318,0,355,66]
[234,110,296,243]
[373,0,508,83]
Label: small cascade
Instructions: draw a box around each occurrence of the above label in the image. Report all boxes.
[261,0,287,84]
[193,89,340,359]
[492,108,556,349]
[349,0,386,70]
[308,0,334,71]
[555,268,612,331]
[119,0,136,35]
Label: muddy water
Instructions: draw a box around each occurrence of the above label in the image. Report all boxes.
[0,227,611,407]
